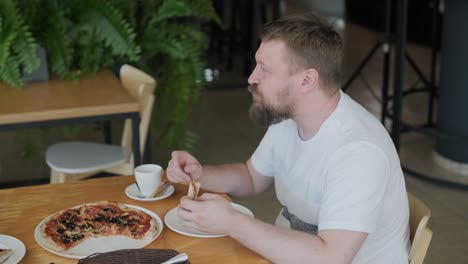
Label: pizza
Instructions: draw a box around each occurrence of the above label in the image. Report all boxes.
[40,201,157,252]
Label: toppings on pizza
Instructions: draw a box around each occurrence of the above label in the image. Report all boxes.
[40,201,156,252]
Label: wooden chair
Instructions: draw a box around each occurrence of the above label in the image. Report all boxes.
[408,192,433,264]
[46,64,156,183]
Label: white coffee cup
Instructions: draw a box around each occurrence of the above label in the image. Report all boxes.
[134,164,163,197]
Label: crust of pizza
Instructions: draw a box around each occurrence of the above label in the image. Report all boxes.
[39,228,68,252]
[84,201,116,207]
[142,218,157,242]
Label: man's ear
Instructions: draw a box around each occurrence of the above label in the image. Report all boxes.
[300,68,319,93]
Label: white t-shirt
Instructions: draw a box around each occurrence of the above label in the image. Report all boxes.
[251,90,410,263]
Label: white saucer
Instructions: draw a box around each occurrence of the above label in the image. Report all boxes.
[125,183,175,201]
[164,203,254,238]
[0,234,26,264]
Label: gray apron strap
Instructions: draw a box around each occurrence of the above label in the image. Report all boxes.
[281,206,318,235]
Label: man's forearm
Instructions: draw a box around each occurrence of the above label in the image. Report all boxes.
[227,212,367,264]
[199,163,255,197]
[228,213,333,263]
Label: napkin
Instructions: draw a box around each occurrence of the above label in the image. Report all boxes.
[77,249,190,264]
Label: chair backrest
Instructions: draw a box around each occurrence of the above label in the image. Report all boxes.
[119,64,156,159]
[408,192,433,264]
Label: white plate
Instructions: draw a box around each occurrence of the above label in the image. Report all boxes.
[125,183,175,202]
[0,235,26,264]
[164,203,254,238]
[34,204,163,259]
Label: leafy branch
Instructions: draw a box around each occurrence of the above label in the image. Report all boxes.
[2,0,222,159]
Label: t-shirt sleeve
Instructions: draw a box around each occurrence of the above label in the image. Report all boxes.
[250,126,275,177]
[318,142,390,233]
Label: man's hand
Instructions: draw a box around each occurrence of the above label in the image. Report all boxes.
[167,151,203,184]
[177,193,238,235]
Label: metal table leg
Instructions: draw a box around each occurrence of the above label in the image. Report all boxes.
[391,0,408,151]
[131,113,141,167]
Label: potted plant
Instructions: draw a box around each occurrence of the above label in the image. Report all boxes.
[0,0,221,160]
[0,0,39,88]
[113,0,222,152]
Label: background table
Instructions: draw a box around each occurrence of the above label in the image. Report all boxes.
[0,70,143,166]
[0,176,269,263]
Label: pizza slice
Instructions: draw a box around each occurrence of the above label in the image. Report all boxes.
[41,208,87,252]
[187,181,201,200]
[0,243,13,264]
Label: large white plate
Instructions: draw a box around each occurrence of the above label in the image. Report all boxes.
[0,235,26,264]
[125,183,175,202]
[34,204,163,259]
[164,203,254,238]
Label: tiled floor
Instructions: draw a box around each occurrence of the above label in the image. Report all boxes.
[187,22,468,263]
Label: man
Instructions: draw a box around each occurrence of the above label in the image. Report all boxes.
[167,13,410,263]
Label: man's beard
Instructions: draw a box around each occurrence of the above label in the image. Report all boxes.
[248,84,292,127]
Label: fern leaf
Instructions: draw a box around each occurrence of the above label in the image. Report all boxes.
[63,125,81,138]
[0,0,39,85]
[7,10,39,73]
[0,31,15,66]
[183,130,199,150]
[76,29,114,73]
[110,0,137,28]
[11,21,39,73]
[43,4,78,79]
[142,22,207,59]
[0,56,23,88]
[154,54,206,150]
[154,0,221,26]
[189,0,223,26]
[86,0,140,61]
[154,0,192,22]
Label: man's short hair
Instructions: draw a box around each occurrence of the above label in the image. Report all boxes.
[261,13,342,91]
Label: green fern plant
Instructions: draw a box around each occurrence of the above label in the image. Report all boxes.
[16,0,140,79]
[2,0,221,161]
[0,0,39,88]
[114,0,221,153]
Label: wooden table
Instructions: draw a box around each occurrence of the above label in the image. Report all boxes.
[0,176,269,263]
[0,70,143,165]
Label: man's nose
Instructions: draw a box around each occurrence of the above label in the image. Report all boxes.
[247,66,259,85]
